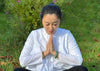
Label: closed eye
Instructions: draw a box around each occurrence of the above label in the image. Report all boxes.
[54,24,57,26]
[46,23,50,26]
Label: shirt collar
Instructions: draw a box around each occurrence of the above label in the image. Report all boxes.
[42,28,59,39]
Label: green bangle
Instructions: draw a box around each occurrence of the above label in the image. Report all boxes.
[55,51,58,59]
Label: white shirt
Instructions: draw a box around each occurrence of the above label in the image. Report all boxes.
[19,28,83,71]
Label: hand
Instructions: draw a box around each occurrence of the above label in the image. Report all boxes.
[43,34,58,58]
[43,34,53,57]
[49,34,59,58]
[43,45,50,58]
[49,34,56,55]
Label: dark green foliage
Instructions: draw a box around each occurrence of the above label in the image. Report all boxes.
[0,0,5,12]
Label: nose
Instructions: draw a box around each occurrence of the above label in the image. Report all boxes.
[49,24,53,30]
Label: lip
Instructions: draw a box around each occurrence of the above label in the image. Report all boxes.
[49,31,53,33]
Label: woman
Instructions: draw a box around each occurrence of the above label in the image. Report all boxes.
[14,3,88,71]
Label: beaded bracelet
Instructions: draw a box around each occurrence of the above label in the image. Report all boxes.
[55,51,58,59]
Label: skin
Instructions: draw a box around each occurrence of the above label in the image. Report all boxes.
[42,14,60,58]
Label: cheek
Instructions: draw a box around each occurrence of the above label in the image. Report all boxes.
[55,24,59,29]
[42,23,46,28]
[53,26,58,31]
[43,26,49,30]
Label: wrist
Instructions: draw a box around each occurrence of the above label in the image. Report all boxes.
[57,52,59,58]
[42,52,45,58]
[55,51,58,59]
[51,51,59,58]
[51,51,56,56]
[43,51,49,57]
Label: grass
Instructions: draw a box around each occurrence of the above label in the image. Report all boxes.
[0,0,100,71]
[61,0,100,70]
[0,12,22,71]
[60,0,100,70]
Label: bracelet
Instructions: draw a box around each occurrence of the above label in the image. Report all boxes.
[55,51,58,59]
[42,52,45,59]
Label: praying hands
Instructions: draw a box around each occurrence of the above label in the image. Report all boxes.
[42,34,59,58]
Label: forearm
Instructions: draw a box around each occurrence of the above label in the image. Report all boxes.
[19,52,43,67]
[50,50,82,65]
[55,52,83,65]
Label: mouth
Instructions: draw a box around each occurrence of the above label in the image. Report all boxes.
[49,31,53,34]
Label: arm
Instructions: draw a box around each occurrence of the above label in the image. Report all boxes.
[19,31,43,67]
[53,31,83,69]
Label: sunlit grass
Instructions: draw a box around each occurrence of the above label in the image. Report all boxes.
[0,0,100,71]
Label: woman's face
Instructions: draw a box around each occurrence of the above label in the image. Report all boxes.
[42,14,60,35]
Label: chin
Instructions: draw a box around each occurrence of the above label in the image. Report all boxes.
[47,32,53,35]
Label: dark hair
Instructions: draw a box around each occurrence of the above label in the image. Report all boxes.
[40,3,62,21]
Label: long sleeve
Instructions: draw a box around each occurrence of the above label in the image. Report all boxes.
[53,30,83,70]
[19,28,83,71]
[19,31,43,67]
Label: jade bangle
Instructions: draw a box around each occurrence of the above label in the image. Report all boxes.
[55,51,58,59]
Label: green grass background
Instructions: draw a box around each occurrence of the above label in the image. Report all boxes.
[0,0,100,71]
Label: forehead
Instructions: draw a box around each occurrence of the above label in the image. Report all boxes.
[42,14,59,22]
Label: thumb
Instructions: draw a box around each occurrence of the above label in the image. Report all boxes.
[50,34,53,42]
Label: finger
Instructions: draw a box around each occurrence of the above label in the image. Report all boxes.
[50,34,53,42]
[48,34,52,42]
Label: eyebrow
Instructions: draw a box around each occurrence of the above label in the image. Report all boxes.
[44,21,58,23]
[53,21,58,23]
[44,22,50,23]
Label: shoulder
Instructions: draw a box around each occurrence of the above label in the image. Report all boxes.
[30,28,43,34]
[28,28,44,39]
[57,28,72,35]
